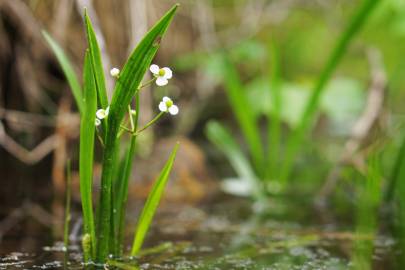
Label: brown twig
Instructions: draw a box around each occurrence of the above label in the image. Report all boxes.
[0,107,56,127]
[0,121,57,164]
[316,48,386,206]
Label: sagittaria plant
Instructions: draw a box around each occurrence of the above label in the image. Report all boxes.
[43,4,179,265]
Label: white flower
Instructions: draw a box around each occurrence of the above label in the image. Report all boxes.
[95,118,101,126]
[130,109,136,116]
[158,96,179,115]
[110,67,120,78]
[149,64,172,86]
[96,106,109,120]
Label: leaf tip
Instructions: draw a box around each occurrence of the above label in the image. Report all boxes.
[174,142,180,152]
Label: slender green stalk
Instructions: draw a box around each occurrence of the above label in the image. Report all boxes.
[279,0,382,183]
[133,112,165,136]
[266,42,282,181]
[63,159,72,268]
[82,234,92,265]
[114,94,140,256]
[79,51,97,259]
[108,138,122,254]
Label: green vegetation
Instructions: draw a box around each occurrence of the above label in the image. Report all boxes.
[206,0,382,198]
[43,4,180,265]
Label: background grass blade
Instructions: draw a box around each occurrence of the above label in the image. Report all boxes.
[221,57,264,177]
[63,159,72,268]
[131,143,179,256]
[42,31,83,113]
[351,154,382,270]
[205,121,257,185]
[279,0,382,183]
[266,42,282,180]
[96,5,178,261]
[384,131,405,202]
[84,10,109,109]
[79,50,97,259]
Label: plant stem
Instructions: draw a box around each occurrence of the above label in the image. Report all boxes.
[139,78,156,90]
[115,94,140,256]
[63,159,72,268]
[133,111,165,136]
[96,128,118,261]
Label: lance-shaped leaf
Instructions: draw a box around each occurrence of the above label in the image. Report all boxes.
[131,143,179,256]
[79,50,97,259]
[42,31,83,113]
[84,10,109,109]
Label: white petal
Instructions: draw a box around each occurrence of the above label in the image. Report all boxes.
[95,118,101,126]
[149,64,160,75]
[169,105,179,115]
[162,67,172,79]
[110,68,120,77]
[158,102,167,112]
[96,109,106,119]
[156,77,168,86]
[162,96,171,103]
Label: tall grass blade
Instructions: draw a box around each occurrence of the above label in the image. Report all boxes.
[42,31,83,113]
[384,132,405,202]
[84,10,109,109]
[266,42,282,180]
[130,143,179,256]
[221,57,264,177]
[96,5,178,261]
[79,51,97,259]
[390,133,405,266]
[280,0,382,183]
[351,154,382,270]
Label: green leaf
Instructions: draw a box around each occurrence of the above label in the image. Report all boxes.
[385,132,405,202]
[280,0,383,182]
[79,50,97,259]
[109,4,178,128]
[96,5,178,261]
[84,10,109,109]
[220,57,264,177]
[206,121,257,183]
[42,31,83,113]
[130,143,179,256]
[267,42,282,180]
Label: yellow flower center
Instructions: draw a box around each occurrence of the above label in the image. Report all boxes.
[165,99,173,108]
[158,68,166,76]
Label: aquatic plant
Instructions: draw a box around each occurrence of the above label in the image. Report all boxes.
[43,4,179,265]
[206,0,382,198]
